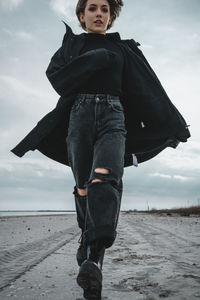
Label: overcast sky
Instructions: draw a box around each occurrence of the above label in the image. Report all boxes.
[0,0,199,211]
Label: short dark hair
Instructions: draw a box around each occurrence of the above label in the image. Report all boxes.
[76,0,124,31]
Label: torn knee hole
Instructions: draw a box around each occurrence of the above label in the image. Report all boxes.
[91,178,103,183]
[94,168,110,174]
[77,188,87,196]
[90,168,111,183]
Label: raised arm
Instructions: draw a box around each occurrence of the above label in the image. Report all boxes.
[46,46,116,97]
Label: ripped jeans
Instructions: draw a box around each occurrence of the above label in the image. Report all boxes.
[66,93,127,248]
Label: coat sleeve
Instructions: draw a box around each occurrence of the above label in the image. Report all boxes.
[46,46,115,97]
[126,39,161,82]
[121,39,191,143]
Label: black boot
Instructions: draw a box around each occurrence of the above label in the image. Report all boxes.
[87,239,105,271]
[77,239,105,300]
[73,185,88,266]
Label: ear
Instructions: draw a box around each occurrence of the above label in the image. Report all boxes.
[80,12,85,23]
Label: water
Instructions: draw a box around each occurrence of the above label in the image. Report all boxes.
[0,211,76,217]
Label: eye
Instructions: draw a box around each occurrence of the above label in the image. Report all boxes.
[88,7,108,13]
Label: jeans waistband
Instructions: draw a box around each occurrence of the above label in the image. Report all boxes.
[75,93,121,104]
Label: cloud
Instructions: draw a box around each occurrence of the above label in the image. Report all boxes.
[142,44,154,50]
[0,0,24,12]
[16,31,34,41]
[0,74,54,145]
[173,175,194,182]
[0,155,74,210]
[149,173,171,179]
[154,140,200,172]
[2,28,34,41]
[0,157,70,174]
[36,171,44,177]
[50,0,76,20]
[0,42,7,49]
[0,75,45,99]
[0,161,14,172]
[149,172,194,182]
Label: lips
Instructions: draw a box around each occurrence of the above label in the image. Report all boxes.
[94,20,103,24]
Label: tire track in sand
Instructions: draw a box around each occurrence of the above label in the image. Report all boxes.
[103,213,200,299]
[123,214,200,282]
[0,225,79,290]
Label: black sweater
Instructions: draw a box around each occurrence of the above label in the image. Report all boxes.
[76,32,124,97]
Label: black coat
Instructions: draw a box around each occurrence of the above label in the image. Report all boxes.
[11,21,191,168]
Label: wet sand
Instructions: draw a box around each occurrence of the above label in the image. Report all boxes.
[0,212,200,299]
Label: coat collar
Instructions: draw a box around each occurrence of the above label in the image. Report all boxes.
[62,20,121,42]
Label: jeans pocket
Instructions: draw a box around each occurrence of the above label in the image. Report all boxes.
[108,101,124,113]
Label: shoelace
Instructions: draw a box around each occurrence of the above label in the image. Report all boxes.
[78,231,84,244]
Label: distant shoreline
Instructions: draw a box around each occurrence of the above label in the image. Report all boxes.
[0,211,76,218]
[1,205,200,218]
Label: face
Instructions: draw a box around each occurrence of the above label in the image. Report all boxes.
[80,0,111,35]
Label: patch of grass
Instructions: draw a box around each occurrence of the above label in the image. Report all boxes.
[123,205,200,216]
[144,205,200,216]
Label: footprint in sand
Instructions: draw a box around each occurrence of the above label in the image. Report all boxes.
[111,276,172,298]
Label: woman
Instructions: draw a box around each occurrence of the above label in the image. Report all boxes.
[11,0,191,299]
[69,0,126,298]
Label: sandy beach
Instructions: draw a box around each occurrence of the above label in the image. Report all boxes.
[0,212,200,300]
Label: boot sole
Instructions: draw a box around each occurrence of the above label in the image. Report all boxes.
[77,260,102,299]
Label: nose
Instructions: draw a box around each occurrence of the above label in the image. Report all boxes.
[96,8,102,17]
